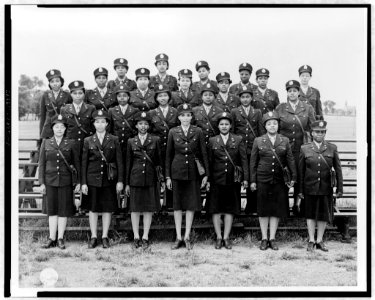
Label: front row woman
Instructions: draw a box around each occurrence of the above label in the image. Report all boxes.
[206,112,249,249]
[250,112,297,251]
[81,109,124,249]
[39,114,81,249]
[298,119,343,252]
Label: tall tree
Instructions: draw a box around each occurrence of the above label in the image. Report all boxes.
[18,75,45,120]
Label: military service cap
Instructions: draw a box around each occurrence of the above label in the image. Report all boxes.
[238,85,254,97]
[262,111,279,125]
[46,69,65,87]
[200,83,217,95]
[113,84,131,96]
[155,53,169,63]
[51,114,67,128]
[311,120,327,131]
[154,84,171,99]
[216,111,233,124]
[195,60,210,71]
[255,68,270,78]
[216,72,232,84]
[178,69,193,78]
[177,103,193,115]
[298,65,312,75]
[239,63,253,73]
[68,80,85,92]
[134,111,151,123]
[93,67,108,78]
[285,80,300,91]
[92,109,110,121]
[113,58,129,70]
[135,68,151,80]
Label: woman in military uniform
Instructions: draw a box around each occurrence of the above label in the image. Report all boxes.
[231,85,265,214]
[81,110,124,249]
[170,69,200,108]
[107,58,137,91]
[214,72,241,113]
[129,68,157,111]
[39,69,72,140]
[298,65,323,119]
[150,84,178,210]
[39,115,81,249]
[85,67,117,111]
[125,111,164,249]
[192,83,224,145]
[251,68,280,116]
[60,81,96,151]
[206,112,248,249]
[229,63,257,96]
[149,53,178,92]
[191,60,218,103]
[250,112,297,251]
[275,80,315,211]
[165,103,209,250]
[298,119,343,252]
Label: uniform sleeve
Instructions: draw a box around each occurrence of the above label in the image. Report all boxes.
[207,139,214,182]
[238,138,249,181]
[257,110,266,135]
[154,137,162,169]
[115,137,124,183]
[249,139,259,183]
[165,130,174,178]
[81,138,89,185]
[38,139,46,184]
[333,145,344,194]
[172,77,179,92]
[306,105,316,132]
[198,129,210,177]
[274,91,280,109]
[108,109,114,134]
[84,90,90,104]
[315,89,323,119]
[125,140,133,185]
[39,94,46,137]
[72,141,81,185]
[107,80,114,90]
[298,148,307,194]
[286,140,297,181]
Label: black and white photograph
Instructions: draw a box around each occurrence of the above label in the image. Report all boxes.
[5,2,370,297]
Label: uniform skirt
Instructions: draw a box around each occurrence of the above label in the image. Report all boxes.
[43,185,75,217]
[257,182,289,218]
[207,183,241,215]
[172,179,202,211]
[129,184,161,212]
[300,194,333,223]
[81,185,117,213]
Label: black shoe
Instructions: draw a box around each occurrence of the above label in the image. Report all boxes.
[102,237,110,249]
[307,241,315,252]
[215,239,223,249]
[42,238,56,249]
[184,238,193,250]
[260,239,268,251]
[171,239,184,250]
[142,239,150,250]
[133,238,141,249]
[57,239,66,250]
[268,239,279,251]
[316,241,328,252]
[223,239,232,250]
[88,238,97,249]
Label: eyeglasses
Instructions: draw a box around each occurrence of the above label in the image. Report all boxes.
[313,130,326,134]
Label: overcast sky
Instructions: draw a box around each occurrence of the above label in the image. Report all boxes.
[12,5,367,108]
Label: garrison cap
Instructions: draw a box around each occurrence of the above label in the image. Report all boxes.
[68,80,85,92]
[113,58,129,70]
[216,111,233,124]
[255,68,270,78]
[262,111,279,126]
[195,60,210,71]
[93,67,108,78]
[177,103,193,115]
[216,72,232,84]
[92,109,110,121]
[51,114,67,128]
[239,63,253,73]
[298,65,312,75]
[238,85,254,97]
[113,84,131,96]
[178,69,193,78]
[134,111,151,123]
[285,80,300,91]
[135,68,151,80]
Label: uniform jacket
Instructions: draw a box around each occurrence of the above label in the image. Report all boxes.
[275,101,316,154]
[229,82,257,96]
[108,105,139,146]
[299,86,323,118]
[207,134,249,185]
[192,105,224,144]
[191,79,218,95]
[149,74,178,92]
[38,137,80,187]
[251,88,280,115]
[85,87,117,111]
[81,133,124,187]
[39,90,72,138]
[107,77,137,91]
[170,90,201,108]
[165,125,210,180]
[299,141,343,195]
[250,134,297,184]
[129,89,157,111]
[231,106,265,154]
[125,134,162,187]
[150,106,179,154]
[213,93,241,113]
[60,102,96,144]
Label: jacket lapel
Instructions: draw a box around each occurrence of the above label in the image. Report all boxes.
[93,133,102,149]
[101,132,111,148]
[273,134,282,148]
[142,134,152,148]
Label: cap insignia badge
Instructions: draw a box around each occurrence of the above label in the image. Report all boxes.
[289,81,293,85]
[207,83,211,88]
[184,69,188,73]
[198,61,202,66]
[98,110,103,116]
[74,81,79,87]
[58,115,62,120]
[268,112,273,117]
[222,112,227,117]
[120,58,124,63]
[50,70,55,75]
[160,54,164,58]
[304,65,307,69]
[159,84,163,89]
[141,69,145,73]
[262,69,266,73]
[221,72,225,76]
[141,112,146,118]
[242,63,246,67]
[319,121,324,127]
[183,104,188,109]
[99,68,103,72]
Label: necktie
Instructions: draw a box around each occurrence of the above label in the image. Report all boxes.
[76,105,80,114]
[100,90,105,98]
[162,107,167,118]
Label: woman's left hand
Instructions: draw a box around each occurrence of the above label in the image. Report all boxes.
[161,182,166,193]
[74,184,81,194]
[242,180,249,189]
[116,182,124,193]
[206,182,210,192]
[201,176,208,189]
[286,180,295,189]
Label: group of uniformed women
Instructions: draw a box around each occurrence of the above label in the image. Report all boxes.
[38,54,343,252]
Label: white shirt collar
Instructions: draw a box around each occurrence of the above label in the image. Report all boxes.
[181,125,190,132]
[120,104,128,112]
[314,140,322,148]
[117,77,127,82]
[97,132,105,140]
[258,87,267,95]
[221,133,229,144]
[138,133,147,142]
[139,88,148,95]
[98,87,107,93]
[53,89,60,96]
[203,104,212,111]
